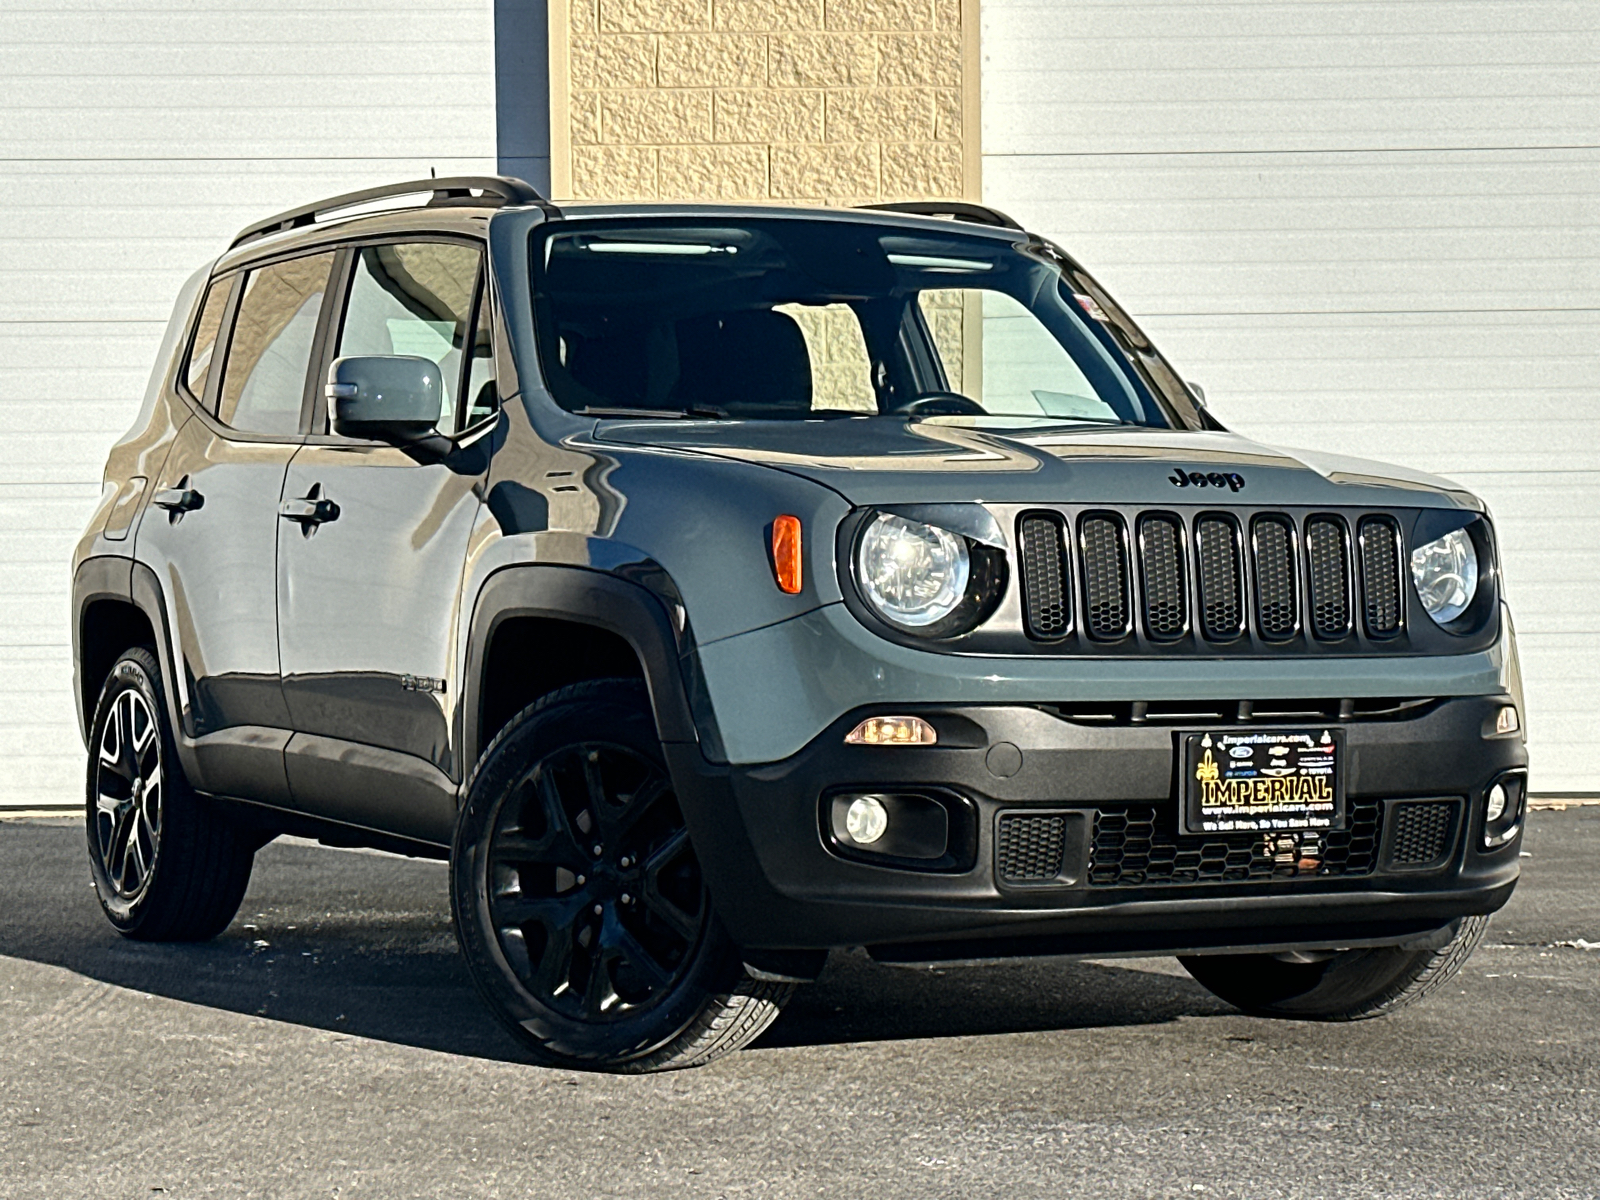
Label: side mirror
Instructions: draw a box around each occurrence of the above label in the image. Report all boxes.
[327,355,443,441]
[1188,381,1208,407]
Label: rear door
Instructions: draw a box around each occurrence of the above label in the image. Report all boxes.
[275,238,496,844]
[136,251,335,803]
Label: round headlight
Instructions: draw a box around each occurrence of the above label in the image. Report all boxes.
[856,513,970,629]
[1410,527,1479,625]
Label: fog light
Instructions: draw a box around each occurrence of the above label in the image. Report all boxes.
[844,796,888,844]
[1483,771,1526,849]
[845,715,937,746]
[1486,783,1507,823]
[1496,706,1520,735]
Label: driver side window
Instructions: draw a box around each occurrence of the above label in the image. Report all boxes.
[334,241,484,435]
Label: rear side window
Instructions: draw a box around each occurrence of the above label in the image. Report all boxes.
[184,280,232,400]
[335,242,481,434]
[217,252,336,436]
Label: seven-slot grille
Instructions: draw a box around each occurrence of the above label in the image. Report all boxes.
[1359,518,1403,637]
[1306,517,1351,638]
[1137,515,1186,640]
[1017,510,1404,648]
[1018,514,1071,639]
[1253,516,1298,639]
[1079,514,1130,640]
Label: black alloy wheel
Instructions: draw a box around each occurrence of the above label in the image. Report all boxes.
[452,679,793,1072]
[487,740,704,1021]
[85,646,256,940]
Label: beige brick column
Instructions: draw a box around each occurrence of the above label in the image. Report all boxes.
[547,0,981,205]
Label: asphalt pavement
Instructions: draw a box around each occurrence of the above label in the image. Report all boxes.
[1,808,1596,1199]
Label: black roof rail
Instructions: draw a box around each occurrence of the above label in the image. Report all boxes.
[857,200,1024,232]
[229,176,558,251]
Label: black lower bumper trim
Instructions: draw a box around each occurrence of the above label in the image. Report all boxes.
[668,694,1526,954]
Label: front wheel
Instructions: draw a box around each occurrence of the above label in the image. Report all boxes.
[450,679,791,1072]
[1179,915,1491,1020]
[86,646,255,940]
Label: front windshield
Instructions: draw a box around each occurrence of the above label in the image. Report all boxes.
[530,217,1172,428]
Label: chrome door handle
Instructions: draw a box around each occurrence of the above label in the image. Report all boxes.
[279,495,340,526]
[152,486,203,513]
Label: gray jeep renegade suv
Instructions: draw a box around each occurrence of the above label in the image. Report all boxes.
[73,177,1529,1072]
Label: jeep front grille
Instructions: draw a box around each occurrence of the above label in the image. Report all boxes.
[1018,513,1071,639]
[1252,516,1298,639]
[1305,516,1351,639]
[1137,513,1186,640]
[1359,517,1403,637]
[1014,507,1420,653]
[1195,515,1244,640]
[1078,513,1130,640]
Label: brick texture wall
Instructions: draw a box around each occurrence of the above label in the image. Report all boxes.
[549,0,979,205]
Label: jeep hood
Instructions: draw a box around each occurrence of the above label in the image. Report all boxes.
[593,419,1483,511]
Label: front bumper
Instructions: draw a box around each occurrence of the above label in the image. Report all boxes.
[668,693,1526,960]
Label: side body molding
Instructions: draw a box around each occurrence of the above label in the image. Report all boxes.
[459,565,711,777]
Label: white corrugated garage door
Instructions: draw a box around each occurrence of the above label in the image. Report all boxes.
[983,0,1600,791]
[0,2,496,808]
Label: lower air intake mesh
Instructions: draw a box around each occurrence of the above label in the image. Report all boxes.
[1195,516,1243,640]
[1138,514,1186,640]
[1306,517,1351,638]
[1079,514,1130,640]
[1388,800,1458,866]
[996,814,1067,882]
[1018,513,1070,639]
[1360,518,1402,637]
[1089,799,1381,886]
[1253,516,1298,640]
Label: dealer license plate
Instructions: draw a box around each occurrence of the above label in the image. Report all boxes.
[1182,728,1343,834]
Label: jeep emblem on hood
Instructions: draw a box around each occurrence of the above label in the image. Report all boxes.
[1170,469,1246,492]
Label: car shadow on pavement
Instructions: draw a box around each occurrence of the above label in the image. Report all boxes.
[1,823,1229,1065]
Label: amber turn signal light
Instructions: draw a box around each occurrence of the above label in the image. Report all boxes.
[772,515,802,594]
[844,716,938,746]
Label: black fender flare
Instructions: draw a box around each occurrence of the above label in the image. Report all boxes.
[457,565,720,778]
[73,558,205,785]
[71,555,135,745]
[128,561,190,752]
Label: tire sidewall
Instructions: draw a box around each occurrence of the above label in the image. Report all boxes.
[451,683,737,1068]
[1181,917,1484,1018]
[85,648,175,932]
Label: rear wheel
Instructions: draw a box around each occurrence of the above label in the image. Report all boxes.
[1179,916,1491,1020]
[450,679,791,1072]
[86,646,255,940]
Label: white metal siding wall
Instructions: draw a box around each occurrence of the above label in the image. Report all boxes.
[0,2,496,808]
[983,1,1600,791]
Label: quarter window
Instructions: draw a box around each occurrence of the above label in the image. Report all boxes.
[185,279,232,401]
[336,242,482,435]
[217,252,336,436]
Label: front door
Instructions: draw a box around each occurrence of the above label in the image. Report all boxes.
[275,239,494,843]
[136,251,336,801]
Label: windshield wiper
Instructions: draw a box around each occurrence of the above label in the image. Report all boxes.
[575,404,729,420]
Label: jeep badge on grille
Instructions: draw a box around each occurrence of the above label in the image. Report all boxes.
[1170,469,1246,492]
